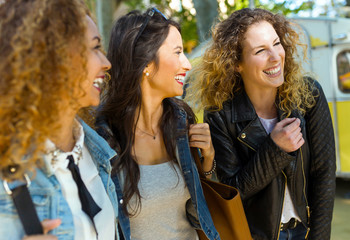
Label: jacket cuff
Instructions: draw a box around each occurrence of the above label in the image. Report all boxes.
[267,136,296,168]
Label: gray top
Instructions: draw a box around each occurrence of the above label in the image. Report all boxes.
[128,161,198,240]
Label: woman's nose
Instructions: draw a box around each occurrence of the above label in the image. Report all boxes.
[269,49,280,62]
[102,53,111,71]
[182,54,192,71]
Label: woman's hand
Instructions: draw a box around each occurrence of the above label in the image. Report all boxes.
[189,123,215,173]
[22,219,61,240]
[270,118,304,153]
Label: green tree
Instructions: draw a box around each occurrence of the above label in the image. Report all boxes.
[192,0,218,42]
[85,0,122,49]
[86,0,314,52]
[261,0,314,16]
[96,0,118,49]
[122,0,201,52]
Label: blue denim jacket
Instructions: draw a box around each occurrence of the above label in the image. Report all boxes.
[107,102,220,240]
[0,120,119,240]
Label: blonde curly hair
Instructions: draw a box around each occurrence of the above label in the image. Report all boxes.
[186,8,316,116]
[0,0,89,180]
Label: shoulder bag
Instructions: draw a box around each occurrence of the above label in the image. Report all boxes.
[192,149,252,240]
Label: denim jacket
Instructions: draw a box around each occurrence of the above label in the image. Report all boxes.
[0,120,119,240]
[97,100,220,240]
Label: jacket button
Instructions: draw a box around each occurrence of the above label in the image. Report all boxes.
[119,199,124,204]
[241,133,246,139]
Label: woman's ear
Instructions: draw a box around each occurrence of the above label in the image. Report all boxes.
[143,66,150,77]
[235,64,242,73]
[143,65,149,75]
[142,65,150,78]
[143,62,155,77]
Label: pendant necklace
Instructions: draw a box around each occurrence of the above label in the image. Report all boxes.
[137,126,157,140]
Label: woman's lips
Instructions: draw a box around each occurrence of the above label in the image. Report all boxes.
[175,73,186,86]
[93,77,104,91]
[263,64,282,77]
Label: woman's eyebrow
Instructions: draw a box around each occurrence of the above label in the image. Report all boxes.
[92,36,101,43]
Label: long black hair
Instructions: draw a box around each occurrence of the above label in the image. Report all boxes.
[96,8,196,216]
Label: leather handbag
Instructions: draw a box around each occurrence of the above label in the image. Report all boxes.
[192,149,252,240]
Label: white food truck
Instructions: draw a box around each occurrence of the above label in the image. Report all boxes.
[291,17,350,178]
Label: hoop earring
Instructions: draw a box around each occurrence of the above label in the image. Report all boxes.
[105,72,111,81]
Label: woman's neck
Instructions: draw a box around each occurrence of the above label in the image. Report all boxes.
[51,109,77,152]
[245,87,278,119]
[133,93,169,165]
[137,96,163,134]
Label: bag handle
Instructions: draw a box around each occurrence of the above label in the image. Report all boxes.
[3,174,44,235]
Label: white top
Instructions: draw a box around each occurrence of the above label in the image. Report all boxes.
[259,117,301,223]
[44,121,115,240]
[128,161,198,240]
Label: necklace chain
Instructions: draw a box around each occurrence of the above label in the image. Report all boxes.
[136,126,157,140]
[48,144,82,166]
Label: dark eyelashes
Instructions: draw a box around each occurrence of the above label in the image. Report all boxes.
[255,42,281,54]
[94,44,102,50]
[255,49,264,54]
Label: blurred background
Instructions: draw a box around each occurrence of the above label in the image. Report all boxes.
[86,0,350,239]
[85,0,350,51]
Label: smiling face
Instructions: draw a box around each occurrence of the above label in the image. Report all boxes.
[78,16,111,108]
[237,21,285,94]
[144,25,192,98]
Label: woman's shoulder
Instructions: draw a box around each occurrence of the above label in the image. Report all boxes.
[303,76,323,93]
[79,119,117,161]
[301,77,329,117]
[95,119,119,150]
[166,97,194,114]
[94,119,113,140]
[163,98,197,125]
[166,97,187,109]
[206,89,244,115]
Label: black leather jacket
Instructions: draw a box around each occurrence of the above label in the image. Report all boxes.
[205,80,336,240]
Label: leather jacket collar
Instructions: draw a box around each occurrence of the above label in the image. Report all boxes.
[230,90,305,129]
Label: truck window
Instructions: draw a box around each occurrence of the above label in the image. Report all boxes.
[337,50,350,93]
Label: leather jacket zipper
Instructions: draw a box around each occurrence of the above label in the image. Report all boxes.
[237,137,256,152]
[276,171,287,240]
[237,135,305,239]
[300,149,310,239]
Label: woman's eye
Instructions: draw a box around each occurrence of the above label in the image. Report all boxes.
[175,51,181,55]
[255,49,264,54]
[94,44,102,50]
[274,42,281,46]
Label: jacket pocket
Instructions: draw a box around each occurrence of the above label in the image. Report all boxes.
[0,193,18,217]
[29,189,51,219]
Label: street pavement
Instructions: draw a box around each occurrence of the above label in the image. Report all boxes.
[331,178,350,239]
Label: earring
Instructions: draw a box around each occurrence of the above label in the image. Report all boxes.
[145,72,149,76]
[105,72,111,81]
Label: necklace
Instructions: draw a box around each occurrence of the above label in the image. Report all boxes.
[136,126,157,140]
[48,122,83,165]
